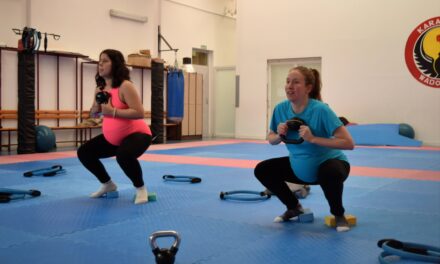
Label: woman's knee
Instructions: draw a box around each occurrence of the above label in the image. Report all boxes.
[77,144,88,160]
[254,162,264,178]
[254,160,271,180]
[115,150,137,164]
[317,159,349,183]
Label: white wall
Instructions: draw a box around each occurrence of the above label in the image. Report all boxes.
[0,0,236,148]
[159,0,236,67]
[0,0,159,60]
[0,0,27,47]
[0,0,235,63]
[236,0,440,146]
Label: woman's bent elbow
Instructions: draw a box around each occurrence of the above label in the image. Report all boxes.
[345,140,355,150]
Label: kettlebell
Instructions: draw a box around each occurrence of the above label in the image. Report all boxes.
[95,75,110,104]
[95,89,110,104]
[280,117,306,144]
[149,230,181,264]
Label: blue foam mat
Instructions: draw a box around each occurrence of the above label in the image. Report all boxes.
[0,143,439,264]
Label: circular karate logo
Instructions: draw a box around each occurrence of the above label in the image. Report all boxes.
[405,16,440,88]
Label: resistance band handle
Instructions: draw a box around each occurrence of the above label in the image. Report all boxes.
[149,230,181,249]
[0,195,11,203]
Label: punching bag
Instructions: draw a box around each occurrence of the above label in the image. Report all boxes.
[17,52,36,154]
[166,70,184,123]
[151,60,164,144]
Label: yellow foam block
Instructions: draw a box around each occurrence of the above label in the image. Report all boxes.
[325,215,357,227]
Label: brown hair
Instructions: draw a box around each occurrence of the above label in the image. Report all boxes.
[291,66,322,101]
[95,49,131,88]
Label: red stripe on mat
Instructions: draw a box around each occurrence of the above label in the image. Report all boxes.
[351,166,440,181]
[139,153,440,181]
[0,151,77,164]
[0,140,264,164]
[139,153,259,168]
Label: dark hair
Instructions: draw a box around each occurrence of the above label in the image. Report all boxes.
[291,66,322,101]
[339,116,349,126]
[95,49,130,88]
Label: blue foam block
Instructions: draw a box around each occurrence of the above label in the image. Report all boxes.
[297,208,314,223]
[347,124,422,147]
[103,191,119,198]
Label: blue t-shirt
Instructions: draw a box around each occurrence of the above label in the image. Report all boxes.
[270,99,348,183]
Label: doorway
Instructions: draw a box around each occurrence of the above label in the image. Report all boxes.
[213,67,236,138]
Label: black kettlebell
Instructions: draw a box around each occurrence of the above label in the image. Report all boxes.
[280,117,306,144]
[95,89,111,104]
[149,230,181,264]
[95,75,110,104]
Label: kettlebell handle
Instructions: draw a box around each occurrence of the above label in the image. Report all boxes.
[149,230,181,252]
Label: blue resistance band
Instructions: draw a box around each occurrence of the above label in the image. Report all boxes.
[378,239,440,263]
[0,188,41,203]
[219,190,271,201]
[23,165,66,177]
[162,175,202,183]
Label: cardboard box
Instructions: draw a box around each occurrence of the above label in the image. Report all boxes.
[127,54,151,67]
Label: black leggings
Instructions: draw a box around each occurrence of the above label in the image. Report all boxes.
[77,133,152,188]
[254,157,350,216]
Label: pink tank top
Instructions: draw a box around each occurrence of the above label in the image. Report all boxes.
[102,87,151,146]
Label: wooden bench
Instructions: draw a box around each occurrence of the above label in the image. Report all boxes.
[0,109,180,151]
[0,109,96,152]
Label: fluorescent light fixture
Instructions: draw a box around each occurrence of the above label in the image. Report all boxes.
[109,9,148,23]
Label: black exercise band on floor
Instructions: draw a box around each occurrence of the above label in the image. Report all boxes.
[219,190,271,201]
[23,165,65,177]
[162,175,202,183]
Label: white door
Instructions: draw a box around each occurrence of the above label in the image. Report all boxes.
[267,58,322,133]
[193,65,209,137]
[214,67,236,138]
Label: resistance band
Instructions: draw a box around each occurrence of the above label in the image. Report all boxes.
[219,190,271,201]
[0,188,41,203]
[162,175,202,183]
[23,165,66,177]
[378,239,440,263]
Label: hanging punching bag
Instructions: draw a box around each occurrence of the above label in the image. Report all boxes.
[151,60,164,144]
[17,51,36,154]
[167,70,184,123]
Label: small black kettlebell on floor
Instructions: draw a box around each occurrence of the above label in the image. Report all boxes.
[149,230,181,264]
[280,117,306,144]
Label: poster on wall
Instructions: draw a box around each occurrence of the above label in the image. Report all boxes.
[405,16,440,89]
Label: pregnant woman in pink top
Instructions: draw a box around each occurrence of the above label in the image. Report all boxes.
[77,49,152,204]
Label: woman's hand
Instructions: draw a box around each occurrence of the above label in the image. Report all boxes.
[300,126,355,150]
[299,125,315,142]
[277,123,288,136]
[100,101,115,117]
